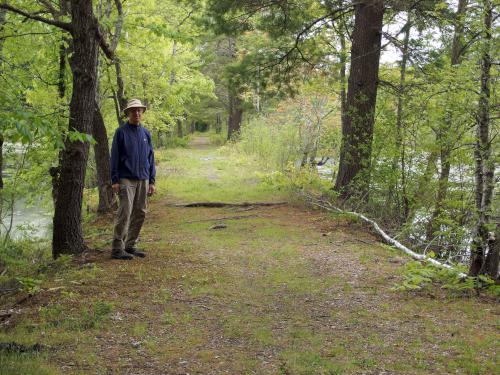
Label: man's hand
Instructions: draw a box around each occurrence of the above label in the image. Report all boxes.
[112,183,120,194]
[148,184,156,196]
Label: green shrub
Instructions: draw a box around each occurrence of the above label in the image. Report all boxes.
[393,261,500,297]
[209,132,226,146]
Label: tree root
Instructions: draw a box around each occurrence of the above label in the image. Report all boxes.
[172,201,287,208]
[0,342,44,353]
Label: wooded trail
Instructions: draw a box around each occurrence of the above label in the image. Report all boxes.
[2,136,498,375]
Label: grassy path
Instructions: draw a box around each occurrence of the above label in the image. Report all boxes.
[1,135,498,374]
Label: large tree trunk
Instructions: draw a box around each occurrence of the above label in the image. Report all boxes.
[227,95,243,140]
[92,102,115,213]
[484,224,499,279]
[470,0,495,277]
[52,0,99,258]
[226,36,243,140]
[334,0,384,201]
[339,29,347,132]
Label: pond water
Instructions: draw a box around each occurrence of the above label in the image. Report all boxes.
[2,142,53,240]
[1,197,52,240]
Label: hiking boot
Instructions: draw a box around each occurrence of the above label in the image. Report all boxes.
[111,249,134,260]
[125,248,146,258]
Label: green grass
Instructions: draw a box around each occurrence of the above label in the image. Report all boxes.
[154,146,286,203]
[0,353,62,375]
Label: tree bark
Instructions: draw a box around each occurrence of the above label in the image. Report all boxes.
[484,224,499,279]
[469,0,495,277]
[334,0,384,201]
[52,0,100,257]
[92,102,114,213]
[226,36,243,140]
[339,28,347,132]
[227,95,243,140]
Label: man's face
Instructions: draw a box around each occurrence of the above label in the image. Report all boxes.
[127,107,144,125]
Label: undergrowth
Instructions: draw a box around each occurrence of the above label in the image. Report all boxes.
[393,260,500,297]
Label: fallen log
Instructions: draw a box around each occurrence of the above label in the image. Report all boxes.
[303,193,467,278]
[172,201,287,208]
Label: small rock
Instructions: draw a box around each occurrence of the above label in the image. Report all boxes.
[111,312,123,321]
[131,340,141,348]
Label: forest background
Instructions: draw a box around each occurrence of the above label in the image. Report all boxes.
[0,0,498,289]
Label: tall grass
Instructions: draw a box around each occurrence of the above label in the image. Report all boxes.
[236,116,302,171]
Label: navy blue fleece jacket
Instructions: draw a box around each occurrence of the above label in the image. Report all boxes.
[110,122,156,185]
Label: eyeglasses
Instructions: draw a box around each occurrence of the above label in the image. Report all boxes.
[128,108,144,114]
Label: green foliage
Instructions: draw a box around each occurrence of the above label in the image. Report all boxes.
[100,0,216,134]
[162,136,190,149]
[259,167,331,196]
[208,132,226,146]
[235,84,340,173]
[0,239,51,279]
[15,276,43,295]
[393,261,500,297]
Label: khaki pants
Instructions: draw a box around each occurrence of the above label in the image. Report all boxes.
[112,178,149,251]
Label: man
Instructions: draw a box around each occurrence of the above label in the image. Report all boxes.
[110,99,156,260]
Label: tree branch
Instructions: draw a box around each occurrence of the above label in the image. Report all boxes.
[96,23,114,60]
[110,0,123,52]
[0,2,72,32]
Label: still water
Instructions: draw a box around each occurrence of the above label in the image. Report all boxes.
[5,198,52,240]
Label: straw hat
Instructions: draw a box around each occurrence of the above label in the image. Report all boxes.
[123,99,147,114]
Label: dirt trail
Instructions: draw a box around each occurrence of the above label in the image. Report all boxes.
[3,135,498,375]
